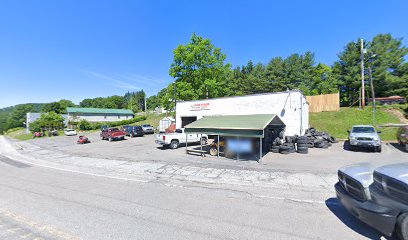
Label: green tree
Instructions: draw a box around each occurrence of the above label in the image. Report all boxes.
[169,33,231,101]
[7,104,34,129]
[29,111,65,132]
[42,102,63,113]
[368,34,408,98]
[332,40,362,106]
[332,34,408,105]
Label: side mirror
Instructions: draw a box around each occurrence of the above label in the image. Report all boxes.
[347,130,350,134]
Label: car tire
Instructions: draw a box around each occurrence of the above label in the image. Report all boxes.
[376,146,382,153]
[210,147,218,156]
[397,213,408,240]
[170,140,179,149]
[108,137,112,142]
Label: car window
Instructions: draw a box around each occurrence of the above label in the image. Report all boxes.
[110,128,119,131]
[352,127,375,133]
[175,129,183,133]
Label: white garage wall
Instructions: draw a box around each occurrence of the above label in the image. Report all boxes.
[176,90,309,136]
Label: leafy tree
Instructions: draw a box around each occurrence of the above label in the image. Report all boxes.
[332,33,408,105]
[368,34,408,99]
[29,111,65,132]
[332,40,362,106]
[169,33,231,101]
[42,102,63,113]
[7,104,34,129]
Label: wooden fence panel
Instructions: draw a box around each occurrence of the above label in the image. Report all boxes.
[306,93,340,113]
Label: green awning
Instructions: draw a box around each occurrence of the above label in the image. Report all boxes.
[184,114,285,137]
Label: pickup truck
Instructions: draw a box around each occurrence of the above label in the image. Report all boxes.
[100,127,126,142]
[155,129,208,149]
[336,163,408,239]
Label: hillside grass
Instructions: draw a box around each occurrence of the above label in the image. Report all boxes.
[310,106,403,141]
[130,113,168,128]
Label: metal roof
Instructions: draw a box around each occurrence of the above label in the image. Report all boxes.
[184,114,285,137]
[67,107,134,115]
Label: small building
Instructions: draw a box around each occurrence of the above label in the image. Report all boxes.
[67,107,134,122]
[158,117,175,133]
[176,90,309,136]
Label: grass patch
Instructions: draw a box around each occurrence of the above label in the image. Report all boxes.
[130,113,168,128]
[310,107,403,141]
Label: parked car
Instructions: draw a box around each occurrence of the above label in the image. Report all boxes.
[100,127,126,142]
[397,125,408,151]
[77,135,90,144]
[348,125,382,152]
[155,128,207,149]
[64,129,77,136]
[336,163,408,239]
[141,124,154,134]
[122,125,144,137]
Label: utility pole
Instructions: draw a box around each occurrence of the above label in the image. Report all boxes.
[173,81,177,126]
[360,38,365,108]
[144,94,147,116]
[368,67,376,126]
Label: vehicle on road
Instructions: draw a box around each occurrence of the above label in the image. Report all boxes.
[141,124,155,134]
[122,125,144,137]
[336,163,408,240]
[64,129,77,136]
[77,135,90,144]
[33,132,44,138]
[397,126,408,151]
[348,125,382,152]
[100,127,126,142]
[155,128,207,149]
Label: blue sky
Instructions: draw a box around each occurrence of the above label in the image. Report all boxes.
[0,0,407,108]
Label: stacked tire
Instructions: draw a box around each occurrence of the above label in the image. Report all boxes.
[279,143,296,154]
[296,136,308,154]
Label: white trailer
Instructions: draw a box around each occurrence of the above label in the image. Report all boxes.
[175,90,309,136]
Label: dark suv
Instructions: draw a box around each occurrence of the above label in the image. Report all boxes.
[122,125,144,137]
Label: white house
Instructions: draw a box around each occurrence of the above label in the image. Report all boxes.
[67,107,134,122]
[175,90,309,136]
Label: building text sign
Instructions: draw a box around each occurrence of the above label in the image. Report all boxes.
[190,103,210,111]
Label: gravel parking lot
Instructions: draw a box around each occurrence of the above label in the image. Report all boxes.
[26,132,408,174]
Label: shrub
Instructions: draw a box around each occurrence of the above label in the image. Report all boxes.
[71,116,147,131]
[78,119,92,130]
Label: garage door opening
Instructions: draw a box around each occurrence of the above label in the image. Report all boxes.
[181,116,197,128]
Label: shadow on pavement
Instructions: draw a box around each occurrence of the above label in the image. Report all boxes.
[325,198,394,240]
[342,140,380,153]
[388,142,408,153]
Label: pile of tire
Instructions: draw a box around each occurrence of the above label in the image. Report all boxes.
[304,127,338,149]
[295,136,309,154]
[270,135,304,154]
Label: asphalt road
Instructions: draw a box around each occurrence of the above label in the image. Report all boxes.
[0,154,385,240]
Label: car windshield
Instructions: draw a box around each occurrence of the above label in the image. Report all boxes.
[66,129,74,132]
[143,124,151,127]
[352,127,375,133]
[110,128,119,131]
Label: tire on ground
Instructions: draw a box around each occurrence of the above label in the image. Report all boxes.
[397,213,408,240]
[170,140,179,149]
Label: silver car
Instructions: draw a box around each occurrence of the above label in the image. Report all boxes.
[336,163,408,239]
[348,125,382,152]
[141,124,154,134]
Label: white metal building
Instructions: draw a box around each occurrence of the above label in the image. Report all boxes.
[176,90,309,136]
[67,107,134,122]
